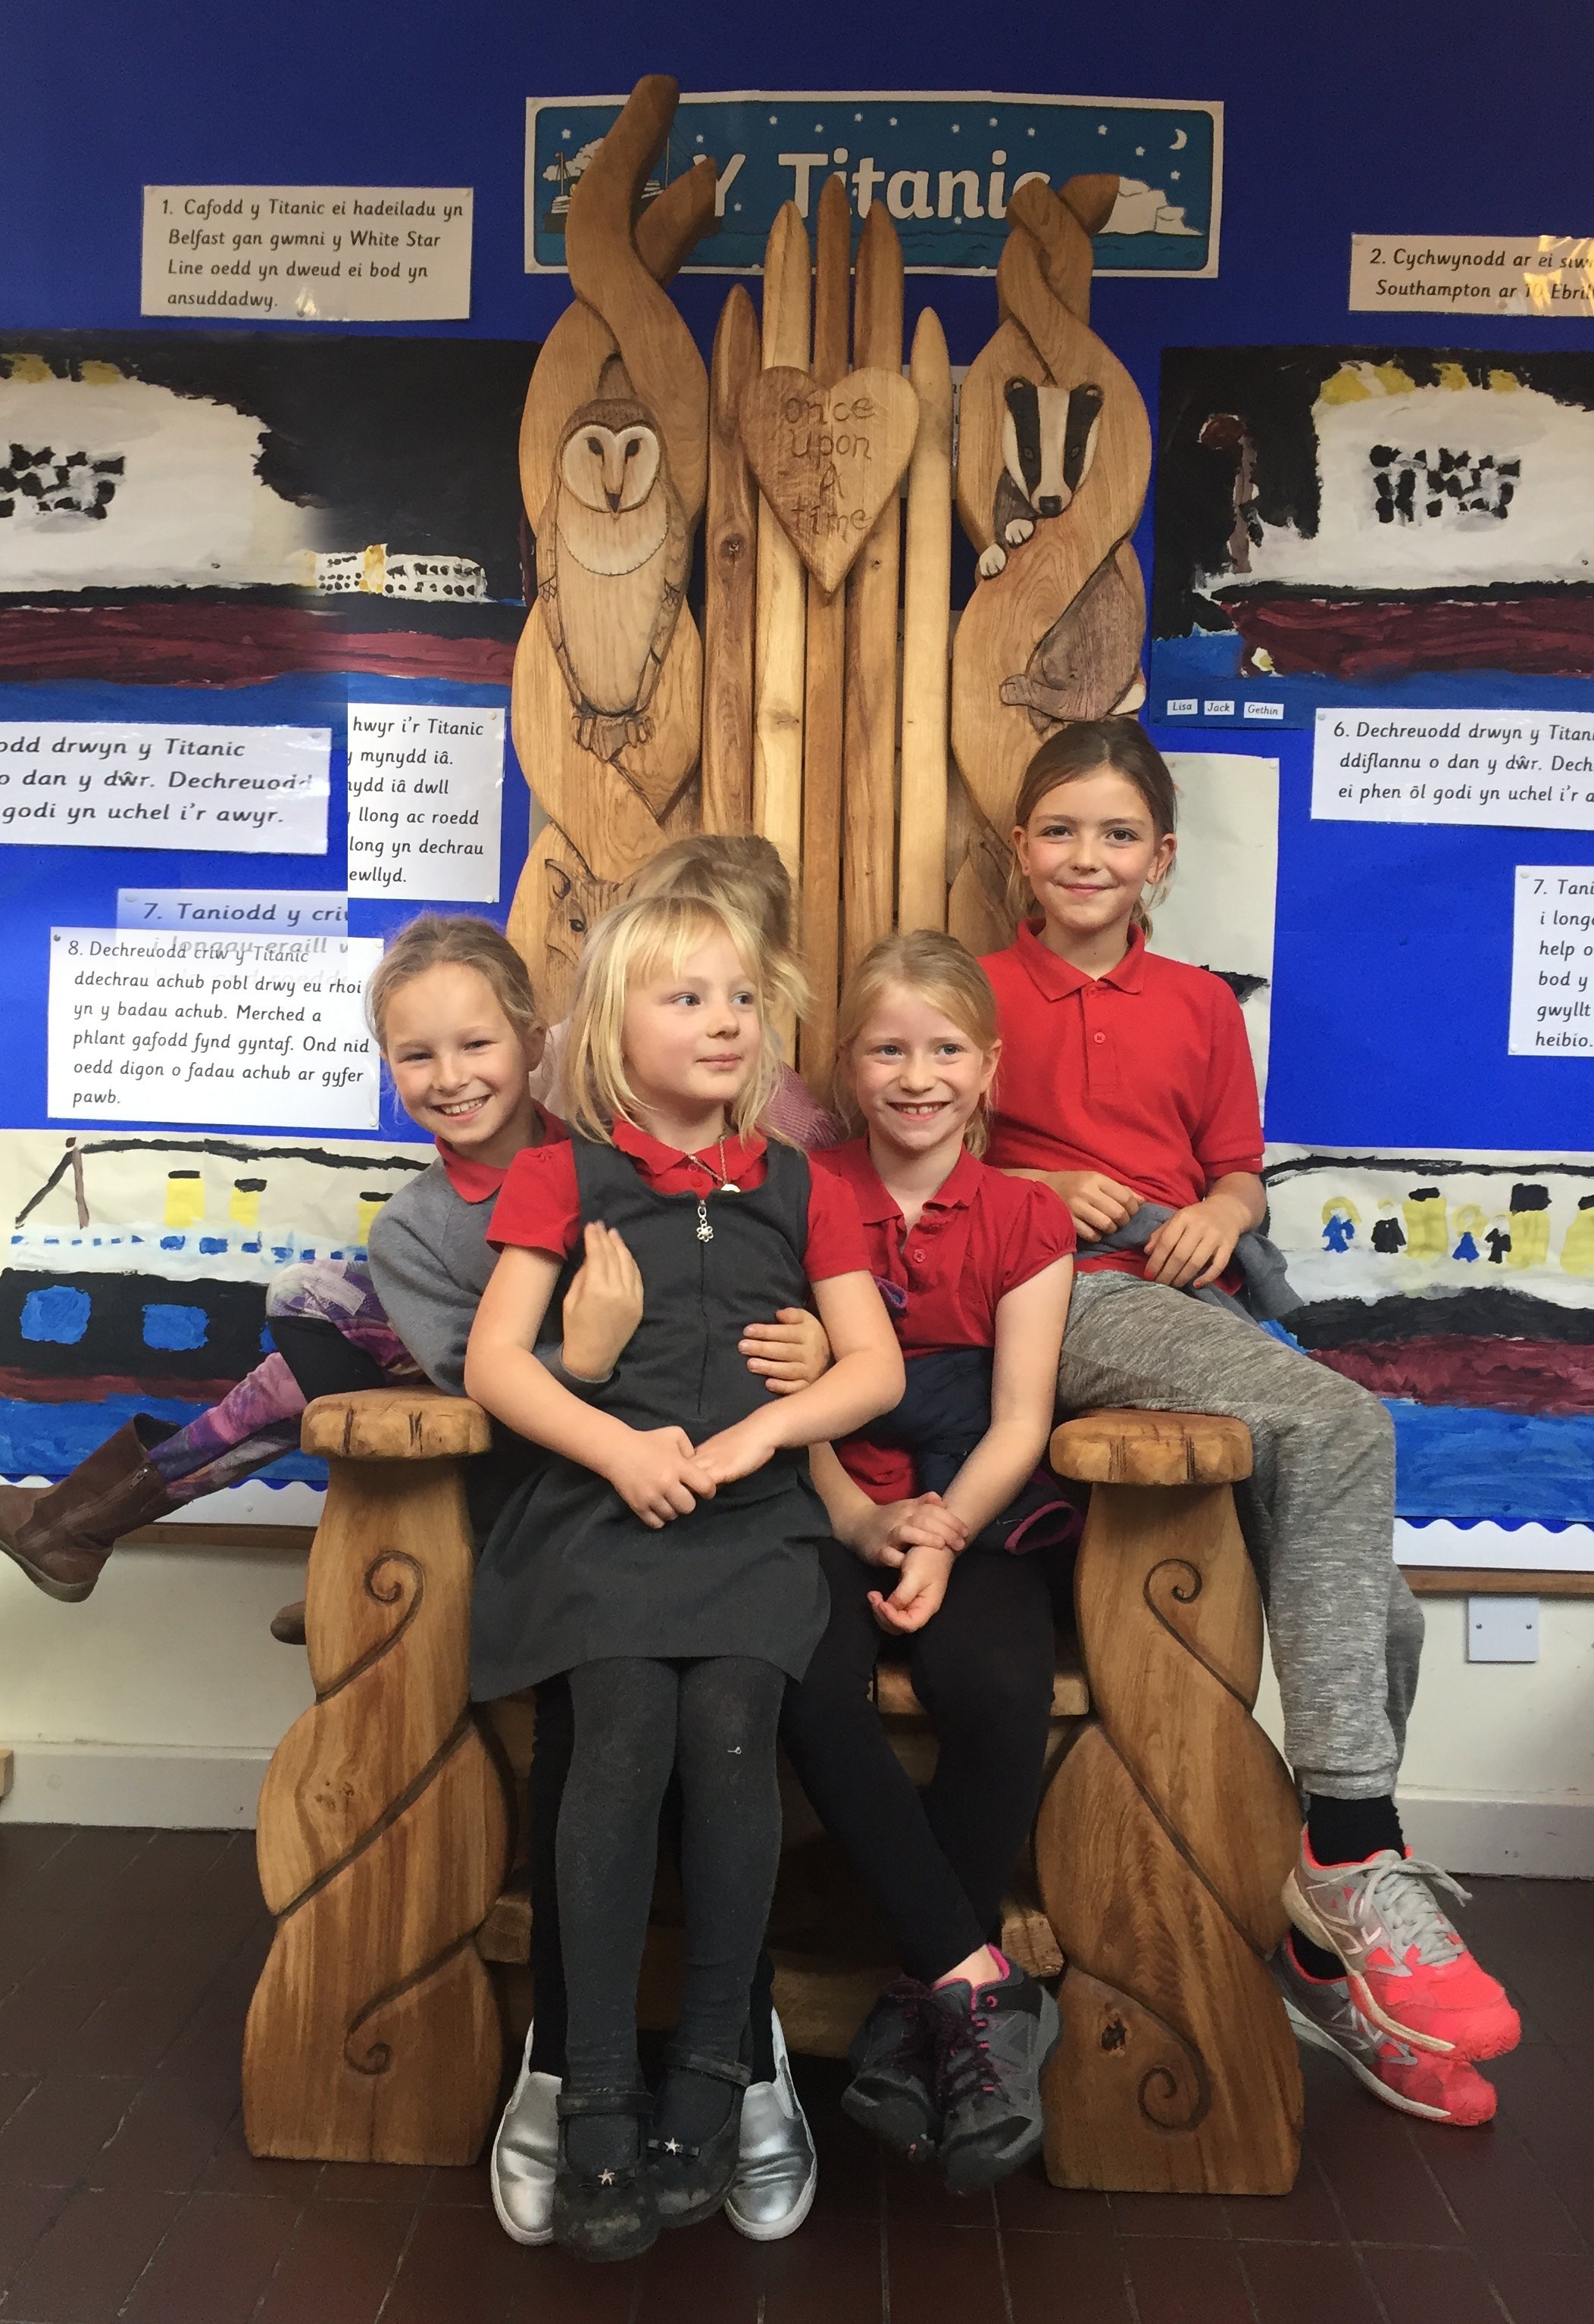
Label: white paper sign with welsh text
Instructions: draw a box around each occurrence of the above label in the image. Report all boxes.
[345,704,504,899]
[48,930,383,1129]
[1510,867,1594,1056]
[0,723,330,851]
[1312,709,1594,830]
[142,186,472,320]
[1349,234,1594,316]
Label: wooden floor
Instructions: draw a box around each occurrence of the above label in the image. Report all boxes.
[0,1826,1589,2322]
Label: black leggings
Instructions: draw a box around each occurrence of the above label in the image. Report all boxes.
[780,1538,1058,1983]
[558,1655,788,2095]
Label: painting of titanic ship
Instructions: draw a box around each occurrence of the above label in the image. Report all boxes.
[1264,1148,1594,1526]
[0,1129,426,1480]
[1154,348,1594,687]
[0,335,540,690]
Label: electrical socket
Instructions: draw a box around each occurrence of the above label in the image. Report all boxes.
[1467,1596,1539,1663]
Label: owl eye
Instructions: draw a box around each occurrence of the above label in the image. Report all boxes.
[586,436,603,456]
[623,439,639,459]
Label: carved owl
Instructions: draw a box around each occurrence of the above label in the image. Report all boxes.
[536,393,691,764]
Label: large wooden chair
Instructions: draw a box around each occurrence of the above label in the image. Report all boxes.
[243,1389,1302,2194]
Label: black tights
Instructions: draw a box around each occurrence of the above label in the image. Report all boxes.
[781,1539,1058,1984]
[558,1655,788,2098]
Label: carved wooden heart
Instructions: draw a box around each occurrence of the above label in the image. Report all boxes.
[739,366,918,595]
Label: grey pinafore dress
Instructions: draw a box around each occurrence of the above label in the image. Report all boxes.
[469,1133,833,1699]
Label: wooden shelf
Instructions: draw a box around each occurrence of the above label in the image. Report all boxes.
[1401,1567,1594,1598]
[123,1523,315,1554]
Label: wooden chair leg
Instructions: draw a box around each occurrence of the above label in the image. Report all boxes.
[243,1393,508,2165]
[1035,1458,1304,2194]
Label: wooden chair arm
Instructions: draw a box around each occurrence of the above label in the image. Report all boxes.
[301,1387,492,1462]
[1050,1407,1252,1487]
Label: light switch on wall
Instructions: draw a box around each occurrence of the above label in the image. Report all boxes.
[1466,1596,1540,1663]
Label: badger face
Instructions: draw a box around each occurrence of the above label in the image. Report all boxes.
[1002,378,1106,518]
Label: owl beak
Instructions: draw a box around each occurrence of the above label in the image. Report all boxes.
[605,487,623,512]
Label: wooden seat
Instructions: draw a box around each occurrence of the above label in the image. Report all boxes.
[1037,1408,1302,2195]
[874,1654,1089,1722]
[242,1392,509,2166]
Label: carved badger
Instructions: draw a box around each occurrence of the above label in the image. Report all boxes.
[978,376,1106,579]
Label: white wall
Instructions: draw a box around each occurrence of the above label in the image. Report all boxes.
[0,1539,312,1826]
[5,1542,1592,1879]
[1255,1595,1594,1877]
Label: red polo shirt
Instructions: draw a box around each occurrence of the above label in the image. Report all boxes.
[813,1137,1074,1502]
[488,1116,870,1280]
[435,1103,568,1204]
[980,922,1263,1278]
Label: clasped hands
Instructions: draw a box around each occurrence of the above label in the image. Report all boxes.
[1015,1170,1247,1290]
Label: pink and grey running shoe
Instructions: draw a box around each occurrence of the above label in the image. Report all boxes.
[1283,1835,1520,2061]
[1274,1938,1497,2126]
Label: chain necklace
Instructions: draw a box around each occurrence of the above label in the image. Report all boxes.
[682,1135,739,1242]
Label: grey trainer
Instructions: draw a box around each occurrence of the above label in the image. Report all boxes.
[842,1978,942,2161]
[725,2011,818,2241]
[932,1957,1061,2194]
[490,2023,560,2246]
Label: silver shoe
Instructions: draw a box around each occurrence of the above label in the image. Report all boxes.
[491,2022,561,2246]
[724,2011,817,2242]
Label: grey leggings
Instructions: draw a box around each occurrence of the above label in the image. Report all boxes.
[558,1655,788,2094]
[1058,1271,1424,1799]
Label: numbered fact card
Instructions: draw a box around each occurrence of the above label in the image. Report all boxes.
[0,724,330,851]
[142,187,472,322]
[1312,709,1594,830]
[48,931,384,1129]
[345,704,504,900]
[1510,868,1594,1056]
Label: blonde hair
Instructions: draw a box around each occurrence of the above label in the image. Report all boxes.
[1008,718,1178,936]
[629,834,806,1031]
[366,913,542,1050]
[834,930,1000,1157]
[562,892,786,1144]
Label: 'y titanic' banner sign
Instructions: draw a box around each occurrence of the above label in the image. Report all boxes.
[525,91,1221,278]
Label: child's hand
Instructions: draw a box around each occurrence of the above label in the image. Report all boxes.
[868,1544,955,1634]
[1142,1197,1243,1289]
[561,1222,644,1379]
[692,1410,784,1487]
[1010,1168,1141,1243]
[604,1425,717,1528]
[739,1306,831,1395]
[851,1493,967,1568]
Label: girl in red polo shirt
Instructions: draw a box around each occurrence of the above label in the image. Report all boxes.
[465,890,903,2261]
[985,718,1517,2129]
[781,929,1076,2194]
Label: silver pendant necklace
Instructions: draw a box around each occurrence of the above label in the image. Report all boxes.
[687,1135,739,1242]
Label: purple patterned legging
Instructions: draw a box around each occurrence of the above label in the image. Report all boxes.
[147,1259,422,1503]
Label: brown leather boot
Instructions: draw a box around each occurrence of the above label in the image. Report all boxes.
[0,1420,180,1601]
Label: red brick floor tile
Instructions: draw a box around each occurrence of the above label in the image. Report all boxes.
[0,2073,34,2138]
[0,2073,140,2186]
[757,2215,886,2324]
[380,2200,531,2324]
[1108,2189,1234,2238]
[881,2147,994,2226]
[1222,2154,1345,2244]
[994,2162,1115,2236]
[2,2185,183,2323]
[0,2178,67,2289]
[120,2189,303,2324]
[52,1976,212,2078]
[20,1830,156,1919]
[1415,2113,1586,2255]
[424,2155,494,2205]
[0,1824,73,1889]
[86,2071,240,2194]
[251,2195,415,2324]
[196,2107,323,2198]
[502,2238,645,2321]
[110,1832,233,1917]
[1481,2246,1594,2324]
[1361,2242,1511,2324]
[1123,2235,1259,2323]
[1238,2241,1389,2324]
[1004,2227,1134,2322]
[886,2220,1006,2324]
[313,2157,435,2203]
[633,2218,767,2322]
[0,1976,102,2075]
[1300,2060,1466,2245]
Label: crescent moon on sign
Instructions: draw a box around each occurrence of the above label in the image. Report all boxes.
[1170,127,1188,149]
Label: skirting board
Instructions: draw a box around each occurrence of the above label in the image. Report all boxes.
[2,1743,1591,1878]
[0,1743,272,1829]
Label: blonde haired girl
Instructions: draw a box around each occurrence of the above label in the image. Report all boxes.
[466,889,902,2262]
